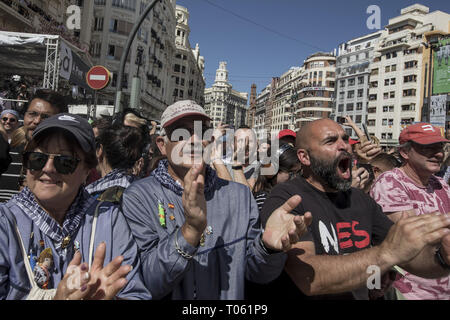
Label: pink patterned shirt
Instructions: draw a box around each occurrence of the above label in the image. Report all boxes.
[370,168,450,300]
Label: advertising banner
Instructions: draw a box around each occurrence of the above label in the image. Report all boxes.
[433,37,450,95]
[430,94,447,128]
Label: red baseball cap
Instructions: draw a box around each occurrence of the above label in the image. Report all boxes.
[349,138,359,145]
[399,123,449,145]
[278,129,296,139]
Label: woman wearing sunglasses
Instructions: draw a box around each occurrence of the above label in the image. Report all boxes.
[0,109,20,143]
[0,114,150,300]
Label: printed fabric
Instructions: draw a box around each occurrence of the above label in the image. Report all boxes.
[370,168,450,300]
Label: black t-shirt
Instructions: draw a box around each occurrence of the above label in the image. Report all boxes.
[258,176,394,300]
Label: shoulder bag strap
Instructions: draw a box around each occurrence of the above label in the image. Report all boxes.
[88,201,101,269]
[14,223,37,289]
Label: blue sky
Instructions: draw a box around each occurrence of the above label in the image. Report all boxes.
[176,0,450,97]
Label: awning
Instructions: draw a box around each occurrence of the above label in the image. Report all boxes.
[0,31,93,90]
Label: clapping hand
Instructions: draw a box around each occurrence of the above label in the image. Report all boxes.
[181,163,207,246]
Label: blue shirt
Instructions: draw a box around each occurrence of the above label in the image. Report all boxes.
[0,197,151,300]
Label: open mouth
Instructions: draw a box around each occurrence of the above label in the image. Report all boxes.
[337,156,351,180]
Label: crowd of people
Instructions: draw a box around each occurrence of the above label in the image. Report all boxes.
[0,90,448,300]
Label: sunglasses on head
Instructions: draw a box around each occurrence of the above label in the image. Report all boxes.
[2,117,16,123]
[23,152,80,175]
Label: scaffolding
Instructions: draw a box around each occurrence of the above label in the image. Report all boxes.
[43,36,59,90]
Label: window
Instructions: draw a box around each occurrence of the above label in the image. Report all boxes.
[382,119,387,126]
[90,42,101,57]
[370,81,378,88]
[338,104,344,112]
[109,19,118,32]
[404,75,417,83]
[369,94,377,101]
[112,0,136,11]
[356,102,363,110]
[355,115,362,123]
[340,80,345,87]
[348,78,355,86]
[174,64,180,72]
[403,89,416,97]
[384,79,390,86]
[391,64,397,71]
[357,89,364,98]
[346,103,354,111]
[107,45,115,57]
[358,76,364,85]
[371,68,379,76]
[383,92,389,99]
[390,91,395,98]
[390,78,396,85]
[368,119,376,126]
[385,66,390,73]
[94,17,103,31]
[347,90,355,99]
[402,104,415,111]
[405,60,418,69]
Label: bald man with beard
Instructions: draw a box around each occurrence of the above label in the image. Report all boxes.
[260,119,450,300]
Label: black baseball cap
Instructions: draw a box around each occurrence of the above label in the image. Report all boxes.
[32,113,95,153]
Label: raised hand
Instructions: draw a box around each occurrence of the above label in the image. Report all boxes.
[53,251,92,300]
[182,163,207,246]
[85,242,132,300]
[354,140,382,163]
[262,195,312,252]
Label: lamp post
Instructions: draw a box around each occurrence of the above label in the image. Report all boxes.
[114,0,161,115]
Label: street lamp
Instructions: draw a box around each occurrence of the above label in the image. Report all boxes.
[114,0,161,115]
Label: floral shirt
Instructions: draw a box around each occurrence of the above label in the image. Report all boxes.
[370,168,450,300]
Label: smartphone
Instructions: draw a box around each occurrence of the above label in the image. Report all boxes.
[356,162,375,183]
[362,123,371,140]
[337,116,345,124]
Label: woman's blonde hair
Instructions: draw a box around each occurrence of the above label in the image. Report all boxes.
[10,127,26,148]
[124,112,147,128]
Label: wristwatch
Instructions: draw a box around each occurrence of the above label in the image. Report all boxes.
[435,246,450,270]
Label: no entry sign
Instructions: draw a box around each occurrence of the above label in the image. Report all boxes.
[86,65,111,90]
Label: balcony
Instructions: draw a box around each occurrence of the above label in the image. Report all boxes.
[0,0,35,30]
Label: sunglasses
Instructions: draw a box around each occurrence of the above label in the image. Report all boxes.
[166,125,213,142]
[2,117,16,123]
[23,152,80,175]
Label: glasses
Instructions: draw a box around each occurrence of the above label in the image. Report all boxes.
[25,111,52,120]
[166,125,213,142]
[2,117,16,123]
[23,152,80,175]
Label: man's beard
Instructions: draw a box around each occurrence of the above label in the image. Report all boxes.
[309,151,353,191]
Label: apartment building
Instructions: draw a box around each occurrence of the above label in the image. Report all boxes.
[296,52,336,129]
[171,5,205,106]
[367,4,450,146]
[270,67,301,132]
[246,83,257,128]
[204,61,248,128]
[90,0,177,119]
[254,84,270,139]
[334,31,382,138]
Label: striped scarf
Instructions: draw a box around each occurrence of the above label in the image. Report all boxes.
[151,159,218,196]
[11,186,96,255]
[85,168,136,195]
